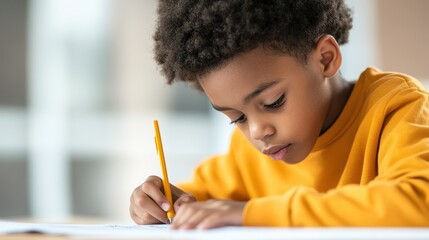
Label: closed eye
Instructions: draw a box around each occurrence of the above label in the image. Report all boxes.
[230,114,247,125]
[264,94,285,109]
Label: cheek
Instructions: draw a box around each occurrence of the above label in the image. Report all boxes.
[283,90,328,139]
[274,112,310,143]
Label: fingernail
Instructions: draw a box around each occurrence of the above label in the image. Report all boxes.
[161,202,170,211]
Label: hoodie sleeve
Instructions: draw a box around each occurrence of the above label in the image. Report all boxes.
[177,129,250,201]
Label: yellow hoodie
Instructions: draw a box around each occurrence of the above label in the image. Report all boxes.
[178,67,429,226]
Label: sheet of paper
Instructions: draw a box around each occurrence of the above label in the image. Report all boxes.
[1,220,429,239]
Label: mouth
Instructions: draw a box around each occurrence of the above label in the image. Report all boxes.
[263,144,292,160]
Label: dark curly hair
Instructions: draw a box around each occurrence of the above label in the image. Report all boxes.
[154,0,353,87]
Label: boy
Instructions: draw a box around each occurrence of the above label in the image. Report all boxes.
[130,0,429,229]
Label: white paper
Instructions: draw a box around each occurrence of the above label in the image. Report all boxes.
[1,220,429,239]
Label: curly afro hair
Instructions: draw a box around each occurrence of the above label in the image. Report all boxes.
[154,0,353,87]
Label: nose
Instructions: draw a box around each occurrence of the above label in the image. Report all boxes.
[248,117,274,141]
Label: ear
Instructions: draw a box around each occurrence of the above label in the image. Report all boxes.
[312,35,342,78]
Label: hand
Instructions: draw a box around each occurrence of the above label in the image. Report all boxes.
[171,199,246,230]
[130,175,196,224]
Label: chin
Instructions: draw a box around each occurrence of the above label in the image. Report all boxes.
[281,156,304,165]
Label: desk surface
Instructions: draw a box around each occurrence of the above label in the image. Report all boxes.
[2,220,429,240]
[1,235,166,240]
[1,235,89,240]
[0,218,143,240]
[2,230,429,240]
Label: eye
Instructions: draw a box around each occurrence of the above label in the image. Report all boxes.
[230,114,247,125]
[264,94,285,109]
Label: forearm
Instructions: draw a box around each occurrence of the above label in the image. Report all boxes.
[244,177,429,227]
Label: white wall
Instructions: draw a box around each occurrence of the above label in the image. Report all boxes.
[341,0,380,80]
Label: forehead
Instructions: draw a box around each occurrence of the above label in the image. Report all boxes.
[198,47,301,104]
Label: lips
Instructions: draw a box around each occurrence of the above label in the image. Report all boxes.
[263,144,291,160]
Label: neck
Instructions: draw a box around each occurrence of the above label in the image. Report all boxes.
[321,72,354,134]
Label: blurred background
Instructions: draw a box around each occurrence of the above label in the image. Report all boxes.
[0,0,428,223]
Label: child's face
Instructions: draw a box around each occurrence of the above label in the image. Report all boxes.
[199,47,333,164]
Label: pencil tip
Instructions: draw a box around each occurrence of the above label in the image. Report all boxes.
[168,218,173,224]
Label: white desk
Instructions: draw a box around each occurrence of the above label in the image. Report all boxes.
[1,221,429,240]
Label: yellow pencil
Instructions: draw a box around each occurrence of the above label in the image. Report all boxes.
[153,120,175,223]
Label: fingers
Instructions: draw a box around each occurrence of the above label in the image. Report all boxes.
[174,194,196,210]
[172,201,214,230]
[142,176,173,213]
[171,200,245,230]
[130,190,167,224]
[129,175,170,224]
[172,202,209,229]
[129,175,200,226]
[130,205,156,225]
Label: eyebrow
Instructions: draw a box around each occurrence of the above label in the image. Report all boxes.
[211,80,279,111]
